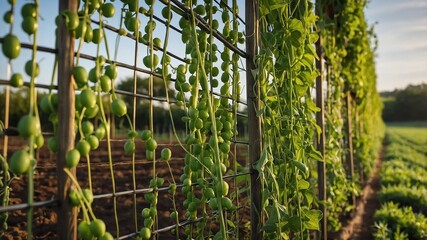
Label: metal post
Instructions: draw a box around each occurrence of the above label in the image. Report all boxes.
[246,0,262,239]
[57,0,78,239]
[315,36,327,240]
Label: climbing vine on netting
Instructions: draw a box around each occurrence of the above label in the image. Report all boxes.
[0,0,386,239]
[1,0,249,239]
[318,0,384,232]
[255,0,323,239]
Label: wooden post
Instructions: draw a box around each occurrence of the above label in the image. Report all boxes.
[246,0,262,240]
[357,106,364,183]
[57,0,78,239]
[315,36,327,240]
[345,91,356,206]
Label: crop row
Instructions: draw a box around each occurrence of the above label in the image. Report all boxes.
[373,130,427,239]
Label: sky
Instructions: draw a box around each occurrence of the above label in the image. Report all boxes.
[365,0,427,92]
[1,1,426,93]
[0,1,246,98]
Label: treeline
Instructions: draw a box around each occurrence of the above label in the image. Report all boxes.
[381,83,427,122]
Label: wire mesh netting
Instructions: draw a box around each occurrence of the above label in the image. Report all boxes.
[0,0,252,239]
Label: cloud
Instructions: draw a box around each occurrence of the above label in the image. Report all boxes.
[367,0,427,16]
[366,0,427,91]
[379,43,427,56]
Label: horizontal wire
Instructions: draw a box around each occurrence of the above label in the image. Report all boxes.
[92,171,251,200]
[0,78,249,117]
[167,0,247,58]
[0,40,250,106]
[0,170,249,214]
[0,199,58,214]
[91,20,188,64]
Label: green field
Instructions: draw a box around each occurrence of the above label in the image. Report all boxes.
[373,122,427,239]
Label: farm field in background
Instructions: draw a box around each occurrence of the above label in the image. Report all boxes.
[387,122,427,145]
[372,122,427,239]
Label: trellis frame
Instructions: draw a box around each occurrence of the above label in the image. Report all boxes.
[0,1,336,239]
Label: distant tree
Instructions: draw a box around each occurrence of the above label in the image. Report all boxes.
[381,97,396,122]
[381,83,427,122]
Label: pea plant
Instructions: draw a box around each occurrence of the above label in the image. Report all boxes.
[318,0,384,232]
[373,130,427,239]
[0,146,12,238]
[3,0,248,239]
[0,0,385,239]
[1,0,44,238]
[254,0,324,238]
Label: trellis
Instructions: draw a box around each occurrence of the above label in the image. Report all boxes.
[0,0,384,239]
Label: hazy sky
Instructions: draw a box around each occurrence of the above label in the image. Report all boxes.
[365,0,427,92]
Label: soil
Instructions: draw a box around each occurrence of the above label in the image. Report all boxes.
[334,147,383,240]
[1,137,251,239]
[2,136,385,240]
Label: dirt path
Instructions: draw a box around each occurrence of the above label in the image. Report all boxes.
[337,149,383,240]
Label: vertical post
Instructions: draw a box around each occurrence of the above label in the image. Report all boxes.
[57,0,77,239]
[315,35,327,240]
[246,1,262,240]
[345,91,356,206]
[357,106,364,183]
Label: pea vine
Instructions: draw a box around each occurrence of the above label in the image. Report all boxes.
[255,0,323,238]
[0,0,385,239]
[174,1,243,239]
[318,0,359,231]
[1,0,18,237]
[1,0,44,238]
[318,0,384,232]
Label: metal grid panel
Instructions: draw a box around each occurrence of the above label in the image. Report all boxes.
[0,0,256,239]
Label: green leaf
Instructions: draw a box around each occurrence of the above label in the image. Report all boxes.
[303,209,323,230]
[254,148,268,174]
[286,216,301,232]
[309,145,323,161]
[291,160,309,177]
[306,98,320,112]
[309,33,319,44]
[289,19,304,34]
[298,179,310,190]
[295,77,304,86]
[303,190,314,205]
[260,0,292,16]
[226,219,236,228]
[295,84,308,97]
[262,209,278,233]
[290,32,302,47]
